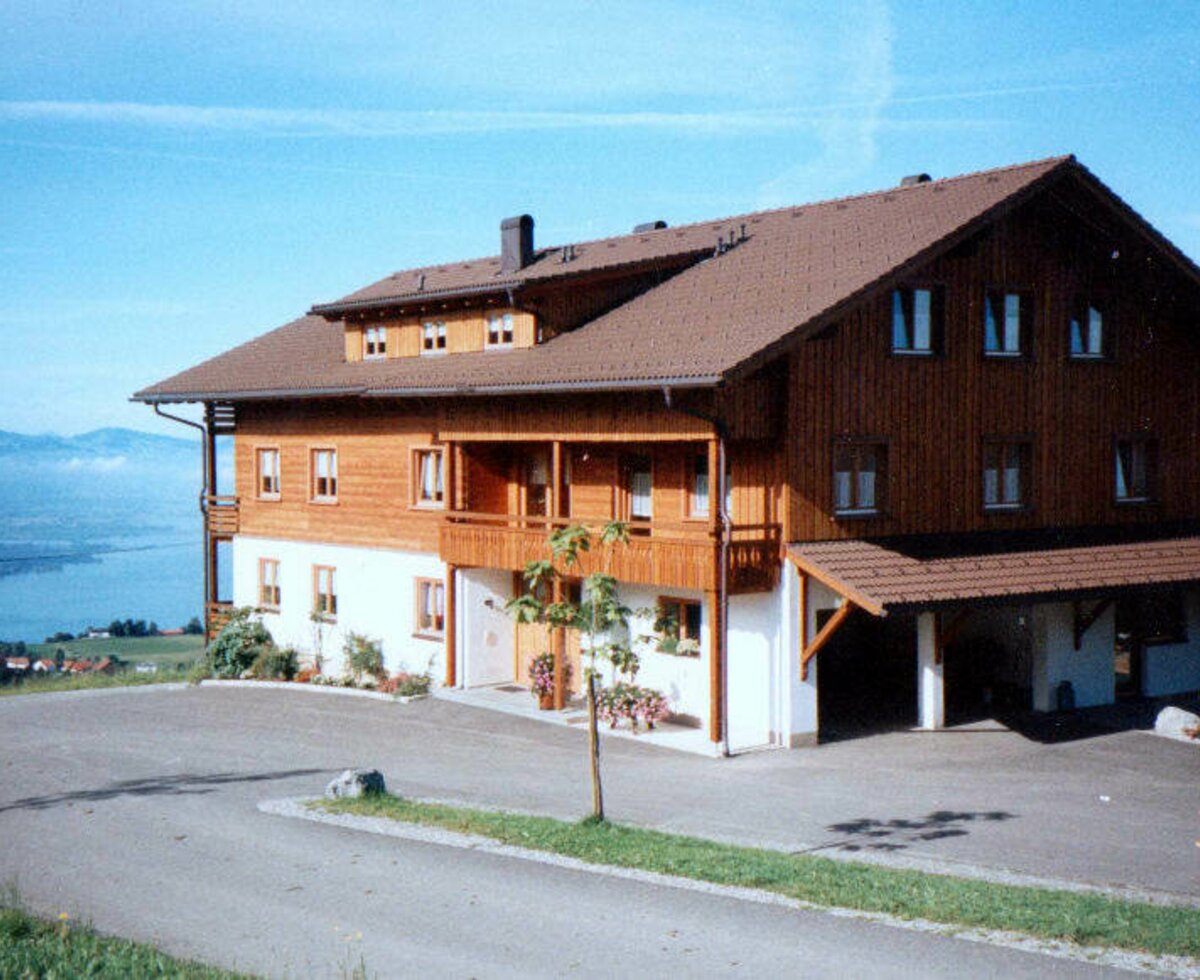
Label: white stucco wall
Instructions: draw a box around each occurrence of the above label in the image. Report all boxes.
[1142,588,1200,697]
[727,589,781,751]
[1030,601,1115,711]
[779,564,822,746]
[232,536,445,680]
[597,583,711,726]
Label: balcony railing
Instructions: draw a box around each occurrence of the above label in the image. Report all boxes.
[440,512,781,594]
[205,495,239,537]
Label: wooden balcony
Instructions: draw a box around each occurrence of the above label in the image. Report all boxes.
[205,495,239,537]
[205,601,234,643]
[440,512,781,594]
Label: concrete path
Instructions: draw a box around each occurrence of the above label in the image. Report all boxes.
[0,684,1196,976]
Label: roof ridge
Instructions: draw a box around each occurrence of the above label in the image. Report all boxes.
[355,155,1077,288]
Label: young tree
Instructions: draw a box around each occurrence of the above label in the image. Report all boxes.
[507,521,632,822]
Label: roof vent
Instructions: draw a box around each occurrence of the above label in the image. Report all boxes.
[633,220,668,233]
[900,173,932,187]
[500,214,534,273]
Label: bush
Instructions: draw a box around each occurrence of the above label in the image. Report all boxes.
[206,608,274,678]
[186,661,211,685]
[343,633,385,684]
[378,671,432,697]
[249,646,298,681]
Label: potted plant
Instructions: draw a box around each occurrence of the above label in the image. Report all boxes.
[528,652,557,709]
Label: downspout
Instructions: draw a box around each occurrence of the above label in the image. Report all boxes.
[662,386,732,758]
[154,404,210,632]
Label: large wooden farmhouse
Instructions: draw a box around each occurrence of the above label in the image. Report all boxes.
[136,155,1200,751]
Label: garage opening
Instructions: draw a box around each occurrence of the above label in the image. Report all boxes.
[817,610,916,742]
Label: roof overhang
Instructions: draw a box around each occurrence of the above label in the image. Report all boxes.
[787,533,1200,616]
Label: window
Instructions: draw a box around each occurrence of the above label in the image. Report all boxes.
[486,312,514,348]
[421,321,447,354]
[983,290,1030,357]
[621,456,652,523]
[688,453,710,518]
[982,440,1030,511]
[256,448,280,498]
[525,452,549,516]
[363,326,387,358]
[313,565,337,620]
[415,578,445,637]
[1115,437,1157,503]
[833,441,887,516]
[413,448,445,507]
[655,597,702,655]
[891,286,943,354]
[258,559,280,610]
[1069,303,1106,358]
[311,449,337,501]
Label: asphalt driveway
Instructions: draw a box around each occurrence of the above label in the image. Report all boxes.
[2,683,1197,904]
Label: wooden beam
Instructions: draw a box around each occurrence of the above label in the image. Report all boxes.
[707,438,720,536]
[552,576,565,710]
[445,440,458,512]
[1074,598,1113,650]
[797,570,808,680]
[785,553,885,618]
[707,588,723,742]
[444,563,458,688]
[800,601,853,681]
[550,440,562,520]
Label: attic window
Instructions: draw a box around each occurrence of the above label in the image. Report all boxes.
[363,326,387,359]
[891,286,943,355]
[421,321,447,355]
[486,312,514,348]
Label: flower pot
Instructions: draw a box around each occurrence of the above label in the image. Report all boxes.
[538,691,554,710]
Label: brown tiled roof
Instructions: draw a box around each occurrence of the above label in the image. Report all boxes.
[788,536,1200,615]
[137,155,1113,402]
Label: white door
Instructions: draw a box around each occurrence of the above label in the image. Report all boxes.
[461,568,516,687]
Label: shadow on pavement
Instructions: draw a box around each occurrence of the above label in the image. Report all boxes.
[0,768,328,813]
[802,809,1018,854]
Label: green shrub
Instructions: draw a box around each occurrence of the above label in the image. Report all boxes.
[249,645,298,681]
[343,633,385,684]
[187,660,212,685]
[206,608,274,678]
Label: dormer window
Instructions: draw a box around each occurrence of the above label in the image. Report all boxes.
[486,312,514,348]
[363,326,387,359]
[422,321,447,355]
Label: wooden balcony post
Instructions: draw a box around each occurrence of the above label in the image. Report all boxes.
[444,563,458,688]
[445,440,458,513]
[550,440,562,519]
[552,576,565,709]
[707,587,723,743]
[707,438,720,536]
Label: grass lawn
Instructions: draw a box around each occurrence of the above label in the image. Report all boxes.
[0,902,249,979]
[318,794,1200,960]
[0,667,194,698]
[27,633,205,668]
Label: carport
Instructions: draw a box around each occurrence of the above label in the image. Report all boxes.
[787,533,1200,733]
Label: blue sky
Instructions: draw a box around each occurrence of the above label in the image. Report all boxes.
[3,1,1198,436]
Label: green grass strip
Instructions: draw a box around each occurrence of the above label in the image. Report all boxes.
[0,669,192,698]
[0,903,250,978]
[317,794,1200,959]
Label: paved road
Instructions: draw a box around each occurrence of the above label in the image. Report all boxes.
[0,685,1188,977]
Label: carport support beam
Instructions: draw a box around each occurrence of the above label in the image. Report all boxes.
[917,611,944,730]
[445,563,458,688]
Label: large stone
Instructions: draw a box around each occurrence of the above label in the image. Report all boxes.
[324,768,386,799]
[1153,706,1200,741]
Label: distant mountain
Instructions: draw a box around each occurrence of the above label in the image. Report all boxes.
[0,427,197,460]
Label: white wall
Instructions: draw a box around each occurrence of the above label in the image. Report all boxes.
[606,583,710,725]
[1142,588,1200,697]
[1030,601,1115,711]
[232,536,445,680]
[727,589,780,751]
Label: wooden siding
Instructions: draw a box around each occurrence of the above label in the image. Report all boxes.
[234,401,445,552]
[786,193,1200,541]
